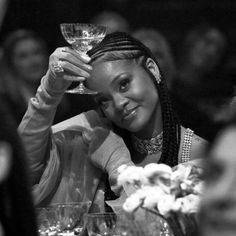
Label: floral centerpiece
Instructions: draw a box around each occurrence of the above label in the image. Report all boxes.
[117,163,204,236]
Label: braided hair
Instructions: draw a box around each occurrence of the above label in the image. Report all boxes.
[88,32,181,167]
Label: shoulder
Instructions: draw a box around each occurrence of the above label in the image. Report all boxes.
[191,132,208,159]
[179,126,208,161]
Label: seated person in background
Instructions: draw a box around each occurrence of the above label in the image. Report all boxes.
[132,27,176,91]
[18,31,207,211]
[199,112,236,236]
[0,29,69,124]
[171,24,234,141]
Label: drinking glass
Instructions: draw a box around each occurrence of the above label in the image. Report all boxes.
[36,207,60,236]
[60,23,107,94]
[85,212,118,236]
[56,202,91,236]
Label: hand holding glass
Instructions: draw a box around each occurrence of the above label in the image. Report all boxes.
[60,23,107,94]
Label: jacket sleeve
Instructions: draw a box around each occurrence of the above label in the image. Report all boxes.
[18,73,64,185]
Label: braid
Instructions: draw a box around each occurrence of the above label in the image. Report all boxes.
[88,31,181,167]
[141,57,181,167]
[157,80,181,167]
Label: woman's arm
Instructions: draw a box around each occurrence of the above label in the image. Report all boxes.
[18,71,64,185]
[18,46,92,185]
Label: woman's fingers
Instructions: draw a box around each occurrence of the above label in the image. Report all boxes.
[63,75,85,82]
[50,47,92,78]
[58,60,91,78]
[61,47,92,72]
[63,47,91,63]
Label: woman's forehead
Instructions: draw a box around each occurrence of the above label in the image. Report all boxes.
[88,59,140,89]
[92,59,138,74]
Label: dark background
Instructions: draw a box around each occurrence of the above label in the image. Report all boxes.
[1,0,236,55]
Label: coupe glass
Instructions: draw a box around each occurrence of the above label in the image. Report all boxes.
[60,23,107,94]
[85,212,118,236]
[36,207,60,236]
[56,202,91,236]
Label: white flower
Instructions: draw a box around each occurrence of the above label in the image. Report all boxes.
[193,182,204,195]
[176,194,201,213]
[144,163,172,180]
[118,162,203,216]
[117,164,128,174]
[117,166,148,187]
[123,191,145,213]
[142,186,166,209]
[171,164,192,182]
[143,164,172,192]
[157,194,176,216]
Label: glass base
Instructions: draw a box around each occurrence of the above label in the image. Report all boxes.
[65,83,97,95]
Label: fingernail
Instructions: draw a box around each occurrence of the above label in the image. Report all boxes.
[81,54,91,62]
[86,65,93,70]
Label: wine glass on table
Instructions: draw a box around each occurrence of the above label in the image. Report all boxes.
[60,23,107,94]
[56,201,91,236]
[36,207,60,236]
[85,212,118,236]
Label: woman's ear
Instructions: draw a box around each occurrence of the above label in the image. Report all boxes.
[145,58,161,83]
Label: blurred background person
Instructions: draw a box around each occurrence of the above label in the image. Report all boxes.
[0,99,38,236]
[0,0,7,58]
[132,27,176,90]
[0,29,69,124]
[199,111,236,236]
[171,24,235,141]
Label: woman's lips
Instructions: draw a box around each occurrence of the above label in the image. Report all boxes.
[122,107,138,122]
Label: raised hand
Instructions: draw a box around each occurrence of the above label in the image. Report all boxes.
[45,46,92,95]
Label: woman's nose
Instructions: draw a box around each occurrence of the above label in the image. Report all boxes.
[113,93,128,110]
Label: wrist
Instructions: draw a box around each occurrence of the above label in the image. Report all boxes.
[44,70,69,96]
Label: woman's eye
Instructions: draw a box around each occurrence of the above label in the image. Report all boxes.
[119,79,130,92]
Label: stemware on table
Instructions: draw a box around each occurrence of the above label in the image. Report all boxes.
[36,207,60,236]
[56,202,91,236]
[36,201,91,236]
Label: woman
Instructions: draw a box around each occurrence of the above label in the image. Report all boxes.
[18,32,207,209]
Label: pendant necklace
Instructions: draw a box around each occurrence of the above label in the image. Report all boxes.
[132,131,163,155]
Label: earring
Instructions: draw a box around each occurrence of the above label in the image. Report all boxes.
[155,74,161,84]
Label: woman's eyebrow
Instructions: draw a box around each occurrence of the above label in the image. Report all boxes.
[110,72,129,87]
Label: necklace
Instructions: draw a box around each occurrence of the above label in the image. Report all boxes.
[132,131,163,155]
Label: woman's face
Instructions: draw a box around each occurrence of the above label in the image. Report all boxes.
[200,126,236,236]
[12,38,48,83]
[88,59,160,135]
